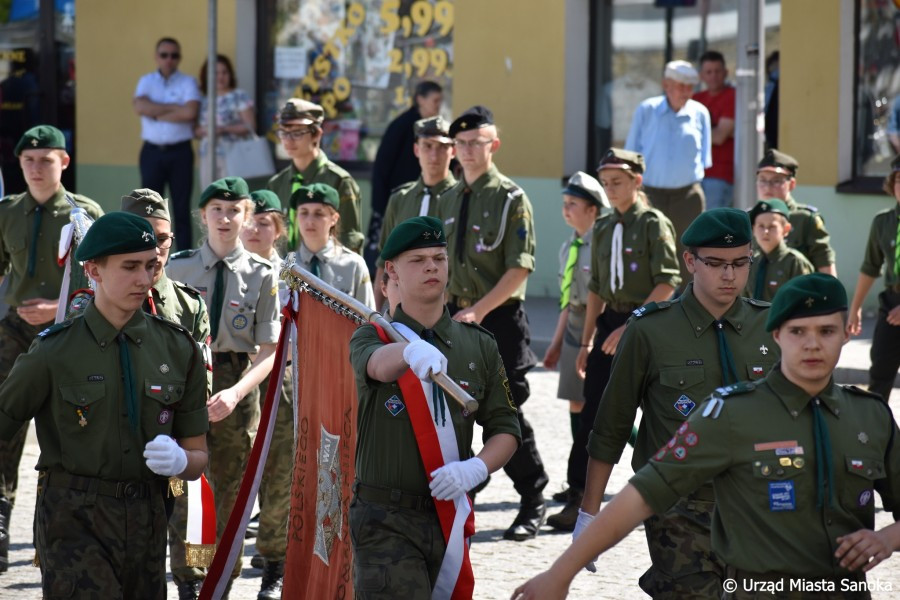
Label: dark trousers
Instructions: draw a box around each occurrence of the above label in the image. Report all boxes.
[643,183,705,288]
[139,140,194,251]
[449,302,548,501]
[567,308,632,491]
[869,289,900,402]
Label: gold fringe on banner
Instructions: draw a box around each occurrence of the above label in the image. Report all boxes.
[185,542,217,568]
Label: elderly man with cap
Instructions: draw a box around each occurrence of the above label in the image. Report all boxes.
[0,124,103,570]
[515,273,900,600]
[373,115,457,309]
[349,215,520,598]
[438,105,550,541]
[575,208,777,598]
[266,98,364,254]
[755,149,837,276]
[625,60,712,286]
[547,149,682,532]
[0,212,209,598]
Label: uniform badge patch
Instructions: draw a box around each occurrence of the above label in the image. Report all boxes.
[158,409,172,425]
[232,314,249,330]
[684,432,699,447]
[672,446,687,460]
[160,364,170,374]
[385,395,405,416]
[674,395,696,417]
[858,489,873,507]
[769,481,796,511]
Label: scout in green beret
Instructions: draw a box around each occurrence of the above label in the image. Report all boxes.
[0,125,103,565]
[746,199,813,302]
[516,273,900,600]
[0,209,209,598]
[199,176,250,207]
[756,149,837,275]
[349,215,520,597]
[847,156,900,402]
[242,190,288,262]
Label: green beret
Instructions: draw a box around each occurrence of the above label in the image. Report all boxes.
[597,147,645,174]
[414,116,452,143]
[748,198,790,223]
[121,188,170,221]
[681,208,752,248]
[757,149,798,176]
[75,212,157,261]
[380,216,447,261]
[199,177,250,207]
[14,125,66,156]
[250,190,283,214]
[765,273,848,331]
[449,105,494,138]
[279,98,325,126]
[290,183,339,210]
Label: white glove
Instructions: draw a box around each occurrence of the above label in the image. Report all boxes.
[143,434,188,477]
[402,339,447,380]
[574,509,598,573]
[429,457,489,501]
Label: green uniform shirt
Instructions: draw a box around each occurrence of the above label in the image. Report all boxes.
[631,366,900,578]
[859,203,900,288]
[587,201,681,309]
[376,174,457,268]
[297,239,375,309]
[0,186,104,307]
[784,195,835,270]
[746,243,814,302]
[149,272,211,344]
[588,284,779,471]
[267,152,364,253]
[349,305,522,496]
[438,164,535,303]
[0,302,208,481]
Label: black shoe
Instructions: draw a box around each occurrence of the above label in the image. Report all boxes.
[0,495,10,573]
[502,499,546,541]
[258,560,284,600]
[176,579,203,600]
[546,490,583,532]
[251,553,266,569]
[245,512,260,539]
[551,487,570,503]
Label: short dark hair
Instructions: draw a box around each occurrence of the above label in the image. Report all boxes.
[414,80,442,99]
[199,54,237,95]
[699,50,725,67]
[156,37,180,51]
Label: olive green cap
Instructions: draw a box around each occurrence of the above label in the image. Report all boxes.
[14,125,66,156]
[279,98,325,126]
[290,183,339,210]
[121,188,170,221]
[250,190,283,214]
[199,176,250,207]
[380,216,447,261]
[757,149,799,176]
[765,273,848,331]
[414,116,452,144]
[597,147,645,174]
[748,198,790,223]
[75,212,157,261]
[681,208,752,248]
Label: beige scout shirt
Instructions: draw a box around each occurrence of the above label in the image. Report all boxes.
[297,240,375,309]
[166,241,280,353]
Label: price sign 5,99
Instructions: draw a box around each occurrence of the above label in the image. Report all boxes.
[380,0,454,37]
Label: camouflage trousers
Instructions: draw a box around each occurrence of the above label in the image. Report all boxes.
[0,311,47,504]
[208,353,260,580]
[639,487,725,599]
[36,472,168,599]
[724,568,871,600]
[256,371,295,561]
[349,495,445,599]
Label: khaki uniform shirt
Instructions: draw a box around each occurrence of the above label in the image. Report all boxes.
[588,201,681,310]
[349,305,521,496]
[376,175,457,267]
[746,243,814,302]
[297,240,375,309]
[859,203,900,289]
[588,284,779,471]
[438,164,536,303]
[0,186,104,307]
[149,272,210,344]
[785,195,836,270]
[166,242,280,353]
[631,366,900,577]
[0,302,208,481]
[267,152,364,253]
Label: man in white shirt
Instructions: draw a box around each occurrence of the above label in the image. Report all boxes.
[133,37,201,251]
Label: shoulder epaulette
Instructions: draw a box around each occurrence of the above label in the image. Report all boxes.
[713,382,756,398]
[171,280,204,298]
[841,384,886,402]
[169,248,199,260]
[37,320,73,338]
[796,203,819,214]
[248,253,273,268]
[149,313,191,335]
[324,160,352,178]
[460,320,496,339]
[0,195,13,204]
[743,297,771,309]
[390,181,416,195]
[631,301,671,319]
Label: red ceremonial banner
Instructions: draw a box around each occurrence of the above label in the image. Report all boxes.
[283,292,359,598]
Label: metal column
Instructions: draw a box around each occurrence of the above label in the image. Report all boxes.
[733,0,765,210]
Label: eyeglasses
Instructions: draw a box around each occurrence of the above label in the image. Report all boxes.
[693,254,753,271]
[454,138,494,150]
[158,52,181,60]
[756,177,790,187]
[277,129,314,141]
[156,234,175,250]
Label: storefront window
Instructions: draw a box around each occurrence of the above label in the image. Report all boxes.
[260,0,453,167]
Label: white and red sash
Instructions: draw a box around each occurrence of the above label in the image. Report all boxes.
[184,474,217,567]
[374,322,475,600]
